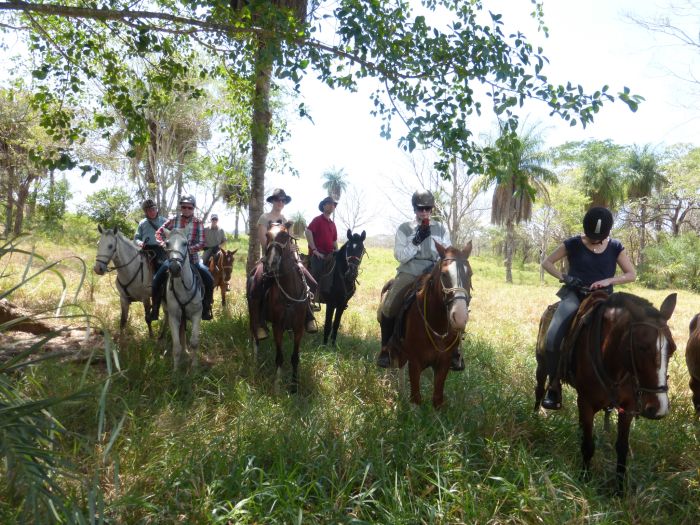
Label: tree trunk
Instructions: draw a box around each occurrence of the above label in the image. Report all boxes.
[246,42,272,274]
[234,205,240,239]
[12,181,30,235]
[505,217,514,284]
[639,200,647,267]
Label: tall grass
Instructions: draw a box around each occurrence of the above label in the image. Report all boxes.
[5,235,700,523]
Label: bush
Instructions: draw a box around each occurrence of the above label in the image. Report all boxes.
[638,232,700,291]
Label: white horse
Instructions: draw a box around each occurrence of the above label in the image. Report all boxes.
[162,228,203,371]
[93,225,154,336]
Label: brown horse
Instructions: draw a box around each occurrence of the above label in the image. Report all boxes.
[535,291,677,493]
[208,249,238,306]
[686,313,700,414]
[380,241,473,408]
[246,222,311,391]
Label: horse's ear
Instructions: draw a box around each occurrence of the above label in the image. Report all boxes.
[434,240,446,257]
[284,221,293,230]
[231,249,239,255]
[462,240,473,258]
[347,229,352,240]
[360,230,366,242]
[98,225,103,233]
[659,293,677,321]
[113,227,118,235]
[690,313,699,333]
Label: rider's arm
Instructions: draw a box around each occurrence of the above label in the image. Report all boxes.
[257,222,268,248]
[542,243,568,281]
[155,218,173,245]
[591,250,636,290]
[190,220,206,252]
[394,225,419,263]
[134,223,144,248]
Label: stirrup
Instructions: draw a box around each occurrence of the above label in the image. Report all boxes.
[376,350,391,368]
[542,388,562,410]
[255,325,269,340]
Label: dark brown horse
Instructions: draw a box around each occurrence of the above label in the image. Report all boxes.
[535,291,677,492]
[246,222,311,391]
[208,249,238,306]
[320,229,366,346]
[686,313,700,414]
[380,241,473,408]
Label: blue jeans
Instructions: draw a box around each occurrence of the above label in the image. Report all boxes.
[545,288,581,355]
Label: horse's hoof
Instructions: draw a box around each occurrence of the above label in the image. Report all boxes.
[376,351,391,368]
[255,326,269,340]
[305,319,318,333]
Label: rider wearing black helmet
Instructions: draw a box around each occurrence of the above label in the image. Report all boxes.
[540,206,636,410]
[151,194,215,321]
[376,189,464,372]
[135,199,167,270]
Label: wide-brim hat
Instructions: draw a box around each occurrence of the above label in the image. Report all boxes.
[318,196,338,212]
[266,188,291,204]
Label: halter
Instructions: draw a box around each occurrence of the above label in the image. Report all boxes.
[266,235,310,303]
[95,232,147,298]
[417,255,472,353]
[628,321,670,413]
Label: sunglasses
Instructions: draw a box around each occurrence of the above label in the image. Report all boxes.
[180,205,194,210]
[417,206,432,212]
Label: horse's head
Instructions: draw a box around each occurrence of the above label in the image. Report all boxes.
[265,221,294,274]
[343,229,366,281]
[435,240,473,331]
[93,225,119,275]
[606,292,677,419]
[165,228,189,278]
[223,249,238,282]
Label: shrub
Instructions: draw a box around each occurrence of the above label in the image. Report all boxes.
[638,232,700,291]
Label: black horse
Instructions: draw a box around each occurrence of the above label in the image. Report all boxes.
[321,229,366,346]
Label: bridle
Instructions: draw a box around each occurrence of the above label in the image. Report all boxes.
[627,321,671,412]
[166,234,201,307]
[265,234,310,303]
[95,232,147,297]
[418,255,472,352]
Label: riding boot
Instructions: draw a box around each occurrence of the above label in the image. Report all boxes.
[450,348,465,372]
[542,351,562,410]
[376,314,395,368]
[150,280,165,321]
[305,306,318,333]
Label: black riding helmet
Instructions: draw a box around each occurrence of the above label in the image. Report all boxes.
[142,198,157,211]
[583,207,613,241]
[411,189,435,209]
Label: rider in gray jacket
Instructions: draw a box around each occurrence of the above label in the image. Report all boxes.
[376,189,464,371]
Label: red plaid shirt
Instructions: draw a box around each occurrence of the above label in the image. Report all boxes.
[156,215,205,265]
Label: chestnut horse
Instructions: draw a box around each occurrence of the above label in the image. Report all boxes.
[208,249,238,306]
[686,313,700,414]
[535,291,677,493]
[321,229,366,346]
[247,222,311,391]
[381,241,473,408]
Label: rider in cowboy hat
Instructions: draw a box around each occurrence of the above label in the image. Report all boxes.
[134,198,167,271]
[305,195,339,304]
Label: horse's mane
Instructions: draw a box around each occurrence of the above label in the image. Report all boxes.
[606,292,663,320]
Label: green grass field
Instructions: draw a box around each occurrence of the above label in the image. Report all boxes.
[3,236,700,524]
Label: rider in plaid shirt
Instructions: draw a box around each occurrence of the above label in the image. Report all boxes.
[150,194,214,321]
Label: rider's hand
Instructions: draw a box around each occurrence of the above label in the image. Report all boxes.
[412,224,431,246]
[560,274,583,288]
[312,249,323,258]
[590,278,612,290]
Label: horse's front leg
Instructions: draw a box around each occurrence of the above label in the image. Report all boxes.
[169,313,182,371]
[273,323,285,394]
[221,283,226,306]
[577,396,595,480]
[290,325,303,393]
[534,351,547,411]
[690,375,700,414]
[615,410,633,495]
[432,360,450,409]
[331,303,345,346]
[143,298,154,338]
[408,359,423,405]
[119,296,130,331]
[323,304,334,345]
[189,311,202,369]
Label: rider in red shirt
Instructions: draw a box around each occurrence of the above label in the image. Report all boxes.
[305,196,338,301]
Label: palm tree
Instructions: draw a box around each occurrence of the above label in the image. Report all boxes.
[626,144,667,265]
[321,167,348,202]
[488,127,556,283]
